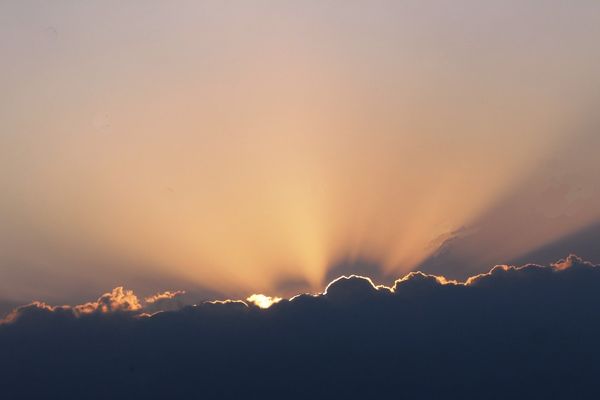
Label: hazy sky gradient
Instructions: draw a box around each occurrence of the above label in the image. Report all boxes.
[1,1,600,303]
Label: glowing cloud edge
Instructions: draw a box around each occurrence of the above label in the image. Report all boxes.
[1,254,592,324]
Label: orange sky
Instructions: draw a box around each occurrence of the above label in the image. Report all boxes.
[1,1,600,303]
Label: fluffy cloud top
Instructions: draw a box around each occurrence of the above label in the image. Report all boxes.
[2,255,600,399]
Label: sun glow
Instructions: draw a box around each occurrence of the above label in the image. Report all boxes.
[246,294,282,309]
[1,2,600,303]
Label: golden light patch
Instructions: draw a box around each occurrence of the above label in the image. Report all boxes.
[246,294,282,309]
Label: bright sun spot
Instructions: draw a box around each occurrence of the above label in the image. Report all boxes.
[246,294,282,309]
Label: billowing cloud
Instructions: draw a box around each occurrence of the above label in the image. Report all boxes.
[143,290,187,313]
[2,286,185,324]
[2,255,600,399]
[75,286,142,314]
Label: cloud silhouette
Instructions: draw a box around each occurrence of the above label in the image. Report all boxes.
[3,255,600,399]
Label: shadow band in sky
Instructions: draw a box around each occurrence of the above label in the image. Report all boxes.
[2,255,600,399]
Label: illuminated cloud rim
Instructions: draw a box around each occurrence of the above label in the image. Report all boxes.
[1,254,593,324]
[3,255,600,399]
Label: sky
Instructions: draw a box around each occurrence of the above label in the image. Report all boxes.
[1,1,600,307]
[4,3,600,399]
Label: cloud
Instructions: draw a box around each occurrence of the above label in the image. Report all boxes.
[1,290,138,327]
[323,275,386,304]
[144,290,186,303]
[2,301,69,325]
[2,287,188,324]
[3,256,600,399]
[143,290,187,313]
[74,286,142,314]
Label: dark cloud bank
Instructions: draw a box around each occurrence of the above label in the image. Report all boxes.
[3,256,600,399]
